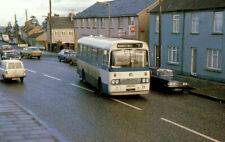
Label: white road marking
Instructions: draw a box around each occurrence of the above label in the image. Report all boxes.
[71,83,95,92]
[43,74,61,81]
[161,118,220,142]
[26,69,37,73]
[111,99,142,111]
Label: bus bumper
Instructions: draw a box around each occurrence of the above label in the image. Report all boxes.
[109,90,149,96]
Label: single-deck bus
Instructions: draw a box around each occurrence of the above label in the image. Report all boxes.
[77,36,150,95]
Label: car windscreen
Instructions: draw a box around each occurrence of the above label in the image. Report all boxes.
[30,48,40,51]
[7,63,23,69]
[110,49,149,68]
[157,69,174,77]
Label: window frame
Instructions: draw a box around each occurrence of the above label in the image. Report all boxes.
[191,13,199,33]
[207,48,221,70]
[172,14,180,33]
[168,46,179,64]
[118,17,123,29]
[213,11,223,33]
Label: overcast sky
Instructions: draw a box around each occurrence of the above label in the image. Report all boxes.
[0,0,109,27]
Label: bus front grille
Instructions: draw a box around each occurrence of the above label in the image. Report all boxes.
[120,78,141,85]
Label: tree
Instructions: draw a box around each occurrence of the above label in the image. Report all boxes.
[28,16,40,25]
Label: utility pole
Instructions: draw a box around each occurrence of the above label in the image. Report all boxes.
[14,14,18,44]
[97,1,111,38]
[158,0,162,68]
[25,9,28,22]
[49,0,52,51]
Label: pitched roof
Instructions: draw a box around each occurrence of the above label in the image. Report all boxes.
[151,0,225,13]
[75,0,157,18]
[51,17,74,29]
[28,32,45,38]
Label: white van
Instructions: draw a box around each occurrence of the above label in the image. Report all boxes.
[0,60,26,82]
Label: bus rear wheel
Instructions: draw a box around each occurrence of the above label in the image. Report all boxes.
[97,79,104,95]
[81,70,86,83]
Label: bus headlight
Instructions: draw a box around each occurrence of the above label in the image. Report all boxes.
[111,79,120,85]
[141,78,149,83]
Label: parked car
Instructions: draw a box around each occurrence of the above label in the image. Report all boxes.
[0,45,13,54]
[0,60,26,82]
[67,52,77,65]
[1,50,21,60]
[58,49,75,63]
[36,45,45,51]
[20,47,42,59]
[150,68,189,92]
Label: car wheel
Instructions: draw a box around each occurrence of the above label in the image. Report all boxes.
[38,56,40,60]
[69,61,73,65]
[2,75,5,81]
[28,54,32,59]
[58,57,61,62]
[20,77,24,82]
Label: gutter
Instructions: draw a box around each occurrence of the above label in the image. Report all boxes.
[181,11,185,73]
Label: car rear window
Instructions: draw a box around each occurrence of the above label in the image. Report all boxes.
[7,63,23,69]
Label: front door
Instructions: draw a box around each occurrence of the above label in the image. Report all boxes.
[191,48,197,76]
[155,45,161,68]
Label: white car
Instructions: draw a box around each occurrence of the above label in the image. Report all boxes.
[0,60,26,82]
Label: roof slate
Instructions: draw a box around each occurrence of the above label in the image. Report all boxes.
[75,0,157,18]
[51,17,74,29]
[151,0,225,13]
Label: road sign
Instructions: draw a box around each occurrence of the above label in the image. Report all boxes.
[129,25,136,36]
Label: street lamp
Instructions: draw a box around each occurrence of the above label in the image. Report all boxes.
[97,1,111,38]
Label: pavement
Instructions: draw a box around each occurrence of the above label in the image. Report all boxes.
[0,95,59,142]
[178,75,225,103]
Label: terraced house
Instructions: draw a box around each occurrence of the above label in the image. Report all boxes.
[149,0,225,82]
[74,0,158,45]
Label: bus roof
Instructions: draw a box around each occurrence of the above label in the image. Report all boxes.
[77,36,148,50]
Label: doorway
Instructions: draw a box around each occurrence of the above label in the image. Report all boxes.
[191,48,197,76]
[155,45,161,68]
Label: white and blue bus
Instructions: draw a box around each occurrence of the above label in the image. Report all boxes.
[77,36,150,95]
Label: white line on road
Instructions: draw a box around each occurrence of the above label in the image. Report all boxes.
[161,118,220,142]
[43,74,61,81]
[26,69,37,73]
[71,83,95,92]
[111,99,142,111]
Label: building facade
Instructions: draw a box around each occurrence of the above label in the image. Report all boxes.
[74,0,158,46]
[149,0,225,82]
[47,16,75,51]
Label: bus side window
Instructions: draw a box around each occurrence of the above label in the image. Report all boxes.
[88,46,92,57]
[102,50,109,66]
[97,49,103,65]
[82,45,86,56]
[77,44,80,55]
[92,48,97,60]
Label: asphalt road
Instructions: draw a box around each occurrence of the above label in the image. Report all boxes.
[0,42,225,142]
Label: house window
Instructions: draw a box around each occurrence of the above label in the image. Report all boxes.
[80,19,84,28]
[207,49,221,69]
[86,19,89,28]
[214,12,223,33]
[191,13,199,33]
[101,18,105,28]
[172,15,179,33]
[128,17,134,25]
[69,32,73,36]
[118,17,123,28]
[156,15,159,33]
[92,18,97,28]
[168,46,179,64]
[110,18,113,28]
